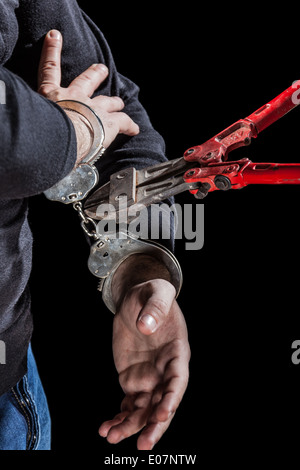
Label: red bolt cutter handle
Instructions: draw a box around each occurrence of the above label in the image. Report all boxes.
[241,162,300,186]
[84,81,300,219]
[183,81,300,195]
[184,160,300,195]
[247,81,300,134]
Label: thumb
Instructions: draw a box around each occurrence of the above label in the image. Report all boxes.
[137,280,176,336]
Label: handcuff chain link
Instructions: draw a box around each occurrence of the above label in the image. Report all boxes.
[73,202,99,240]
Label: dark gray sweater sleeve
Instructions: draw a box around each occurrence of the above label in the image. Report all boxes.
[0,66,77,199]
[7,0,169,187]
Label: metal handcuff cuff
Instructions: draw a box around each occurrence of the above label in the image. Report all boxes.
[44,100,182,313]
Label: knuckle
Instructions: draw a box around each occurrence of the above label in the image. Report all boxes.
[117,112,133,129]
[149,297,170,317]
[113,96,124,106]
[134,392,151,408]
[79,72,94,82]
[119,371,132,393]
[105,118,118,130]
[38,84,57,97]
[119,111,130,121]
[97,95,110,105]
[97,95,124,109]
[41,60,58,71]
[37,84,49,96]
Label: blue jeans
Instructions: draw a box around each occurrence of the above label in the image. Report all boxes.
[0,344,51,450]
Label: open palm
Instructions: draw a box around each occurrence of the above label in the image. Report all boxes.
[99,280,190,450]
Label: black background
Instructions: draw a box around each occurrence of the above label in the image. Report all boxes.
[27,2,300,463]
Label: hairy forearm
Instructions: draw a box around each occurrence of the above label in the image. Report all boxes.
[63,109,93,165]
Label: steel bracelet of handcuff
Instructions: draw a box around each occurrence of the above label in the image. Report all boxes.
[44,99,183,313]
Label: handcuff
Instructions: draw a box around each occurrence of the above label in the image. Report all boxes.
[44,100,183,313]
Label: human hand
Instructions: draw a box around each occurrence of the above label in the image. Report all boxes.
[37,30,139,163]
[99,255,190,450]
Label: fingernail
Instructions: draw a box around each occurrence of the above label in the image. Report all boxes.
[139,314,157,332]
[93,63,108,73]
[48,30,61,40]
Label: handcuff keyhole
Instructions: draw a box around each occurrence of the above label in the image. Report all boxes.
[103,252,109,258]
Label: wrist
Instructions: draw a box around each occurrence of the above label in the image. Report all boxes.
[64,109,93,165]
[111,254,172,309]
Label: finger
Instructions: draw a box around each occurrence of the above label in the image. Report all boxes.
[153,346,190,422]
[38,30,62,93]
[102,112,139,148]
[106,407,149,444]
[137,419,173,451]
[109,111,140,137]
[68,63,109,97]
[98,411,129,438]
[104,392,152,444]
[154,376,188,423]
[92,94,125,113]
[137,280,176,335]
[120,394,136,412]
